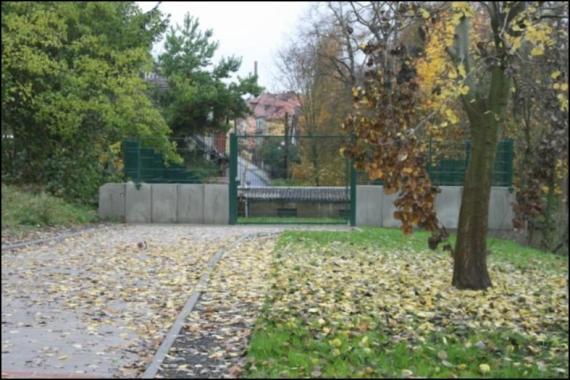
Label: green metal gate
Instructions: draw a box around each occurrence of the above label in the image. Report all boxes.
[229,133,356,225]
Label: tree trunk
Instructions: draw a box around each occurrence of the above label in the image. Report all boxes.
[452,119,497,289]
[453,66,510,290]
[284,113,289,179]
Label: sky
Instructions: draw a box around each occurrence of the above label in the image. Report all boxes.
[136,1,312,92]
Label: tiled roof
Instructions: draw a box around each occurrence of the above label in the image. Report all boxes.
[238,187,349,203]
[248,92,301,120]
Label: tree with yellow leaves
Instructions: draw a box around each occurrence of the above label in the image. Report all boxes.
[343,2,568,289]
[277,19,353,186]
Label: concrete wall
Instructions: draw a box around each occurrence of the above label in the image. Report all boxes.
[125,183,151,223]
[178,184,204,223]
[98,183,126,222]
[356,186,382,226]
[204,184,229,224]
[355,185,515,230]
[435,186,462,228]
[487,187,515,230]
[100,183,228,224]
[99,183,515,229]
[151,184,177,223]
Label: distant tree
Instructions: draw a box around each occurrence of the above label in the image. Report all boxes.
[258,138,299,180]
[155,14,262,137]
[277,11,353,186]
[509,2,569,252]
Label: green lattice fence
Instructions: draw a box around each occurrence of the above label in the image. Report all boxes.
[122,137,228,184]
[358,139,513,187]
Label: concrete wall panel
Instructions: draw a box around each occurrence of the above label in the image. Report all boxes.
[435,186,462,229]
[151,184,178,223]
[488,187,515,230]
[98,183,125,221]
[125,182,151,223]
[356,185,383,226]
[380,191,400,228]
[178,184,204,223]
[204,184,229,224]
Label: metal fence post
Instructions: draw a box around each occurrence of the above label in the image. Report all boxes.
[350,159,357,226]
[135,139,142,189]
[229,133,237,224]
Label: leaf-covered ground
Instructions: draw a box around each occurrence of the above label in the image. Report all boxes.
[1,225,282,377]
[245,228,569,378]
[157,234,276,378]
[1,224,347,378]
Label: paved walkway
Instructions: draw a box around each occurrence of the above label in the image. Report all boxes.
[1,224,350,378]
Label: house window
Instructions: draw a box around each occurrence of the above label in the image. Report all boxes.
[256,118,266,130]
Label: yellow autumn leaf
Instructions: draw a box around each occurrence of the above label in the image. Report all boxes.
[401,369,414,377]
[560,83,568,91]
[551,70,561,79]
[530,46,544,56]
[330,338,342,347]
[458,64,466,78]
[444,109,459,124]
[420,8,430,19]
[458,85,470,95]
[511,36,522,51]
[479,363,491,374]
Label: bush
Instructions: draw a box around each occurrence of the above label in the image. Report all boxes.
[1,184,98,228]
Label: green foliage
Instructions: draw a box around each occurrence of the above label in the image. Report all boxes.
[1,1,177,203]
[1,184,97,228]
[155,14,262,136]
[181,151,222,181]
[258,138,299,179]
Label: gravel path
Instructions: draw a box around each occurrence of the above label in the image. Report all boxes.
[1,224,350,378]
[155,235,276,379]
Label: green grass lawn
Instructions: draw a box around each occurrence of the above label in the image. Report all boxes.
[1,184,98,237]
[245,227,569,378]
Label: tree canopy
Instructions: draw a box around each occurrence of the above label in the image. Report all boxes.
[340,1,568,289]
[2,1,178,202]
[1,3,262,203]
[155,14,262,136]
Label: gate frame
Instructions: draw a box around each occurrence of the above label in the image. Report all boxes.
[228,132,356,226]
